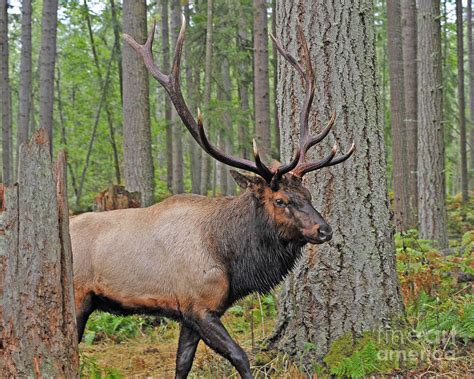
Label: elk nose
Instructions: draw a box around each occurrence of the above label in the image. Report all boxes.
[318,224,333,242]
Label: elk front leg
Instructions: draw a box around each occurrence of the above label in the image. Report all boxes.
[187,313,252,379]
[175,324,200,379]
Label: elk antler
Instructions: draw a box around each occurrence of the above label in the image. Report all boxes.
[124,17,300,184]
[124,17,354,187]
[269,27,355,178]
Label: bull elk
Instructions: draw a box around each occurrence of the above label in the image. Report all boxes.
[71,17,354,379]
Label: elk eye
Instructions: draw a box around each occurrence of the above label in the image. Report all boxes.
[275,199,287,208]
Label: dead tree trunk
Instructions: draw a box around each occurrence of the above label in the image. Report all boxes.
[0,129,78,377]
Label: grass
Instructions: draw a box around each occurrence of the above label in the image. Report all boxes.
[79,195,474,378]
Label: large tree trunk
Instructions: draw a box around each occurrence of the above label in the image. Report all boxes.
[271,0,403,366]
[39,0,59,155]
[0,130,78,377]
[417,0,448,248]
[253,0,271,162]
[122,0,155,206]
[0,0,12,184]
[387,0,410,231]
[402,0,418,226]
[17,0,32,166]
[161,0,173,192]
[456,0,469,202]
[200,0,213,195]
[469,0,474,188]
[170,0,184,194]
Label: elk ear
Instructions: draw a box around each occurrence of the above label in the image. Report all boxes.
[230,170,265,189]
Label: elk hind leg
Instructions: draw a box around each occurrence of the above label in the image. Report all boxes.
[187,312,252,379]
[175,323,200,379]
[75,291,95,343]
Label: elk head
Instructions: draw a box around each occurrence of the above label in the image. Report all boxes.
[124,17,354,246]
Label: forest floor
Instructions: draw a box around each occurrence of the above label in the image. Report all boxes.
[79,194,474,378]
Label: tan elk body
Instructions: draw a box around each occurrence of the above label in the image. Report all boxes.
[71,18,354,379]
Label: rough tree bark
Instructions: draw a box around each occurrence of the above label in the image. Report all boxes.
[200,0,213,195]
[469,0,474,188]
[417,0,448,248]
[0,130,78,377]
[253,0,271,162]
[387,0,410,231]
[17,0,32,164]
[161,0,173,191]
[170,0,184,194]
[39,0,59,154]
[0,0,12,184]
[271,1,403,365]
[456,0,469,202]
[122,0,155,206]
[402,0,418,226]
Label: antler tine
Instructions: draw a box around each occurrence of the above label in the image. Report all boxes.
[253,140,273,179]
[123,21,168,86]
[196,110,273,182]
[293,143,338,177]
[293,142,356,177]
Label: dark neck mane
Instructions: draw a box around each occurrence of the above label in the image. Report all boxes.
[203,191,304,305]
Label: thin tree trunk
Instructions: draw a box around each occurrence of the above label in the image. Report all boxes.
[468,0,474,188]
[221,58,235,195]
[76,46,117,206]
[456,0,469,202]
[200,0,213,195]
[417,0,448,248]
[0,130,78,377]
[253,0,271,162]
[83,0,121,185]
[170,0,184,194]
[17,0,32,164]
[271,0,403,365]
[0,0,12,184]
[161,0,173,191]
[122,0,155,206]
[39,0,59,155]
[109,0,123,104]
[272,0,280,160]
[185,2,201,194]
[402,0,418,226]
[56,68,79,199]
[237,11,251,160]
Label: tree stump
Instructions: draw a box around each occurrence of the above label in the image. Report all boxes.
[0,129,78,377]
[93,184,141,212]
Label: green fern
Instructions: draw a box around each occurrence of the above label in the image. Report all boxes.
[330,341,379,378]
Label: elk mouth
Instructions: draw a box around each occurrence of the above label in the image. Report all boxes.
[303,235,328,245]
